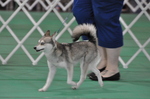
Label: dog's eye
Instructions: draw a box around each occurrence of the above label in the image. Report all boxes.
[41,42,45,45]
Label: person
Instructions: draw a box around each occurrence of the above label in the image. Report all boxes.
[72,0,124,81]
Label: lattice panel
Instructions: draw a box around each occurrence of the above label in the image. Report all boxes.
[0,0,150,68]
[120,0,150,68]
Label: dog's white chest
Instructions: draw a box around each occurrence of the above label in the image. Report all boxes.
[46,56,67,68]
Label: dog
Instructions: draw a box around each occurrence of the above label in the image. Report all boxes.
[34,24,103,92]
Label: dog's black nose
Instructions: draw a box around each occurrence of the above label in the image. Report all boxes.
[34,47,36,50]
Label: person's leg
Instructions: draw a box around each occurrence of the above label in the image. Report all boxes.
[72,0,94,24]
[89,47,122,81]
[97,46,107,70]
[89,0,124,80]
[90,46,121,80]
[92,0,124,48]
[72,0,94,40]
[102,47,121,77]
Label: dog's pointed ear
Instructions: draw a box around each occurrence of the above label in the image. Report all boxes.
[44,30,50,36]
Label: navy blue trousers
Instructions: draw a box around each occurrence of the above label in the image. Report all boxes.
[72,0,124,48]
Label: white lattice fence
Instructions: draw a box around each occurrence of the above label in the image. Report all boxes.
[120,0,150,68]
[0,0,150,68]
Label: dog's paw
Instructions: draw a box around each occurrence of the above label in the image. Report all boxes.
[71,86,78,90]
[38,88,46,92]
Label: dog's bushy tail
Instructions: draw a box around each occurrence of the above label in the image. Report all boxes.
[72,24,98,45]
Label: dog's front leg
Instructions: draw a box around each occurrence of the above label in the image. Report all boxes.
[39,61,56,92]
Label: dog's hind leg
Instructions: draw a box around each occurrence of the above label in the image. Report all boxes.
[72,61,88,89]
[90,53,103,87]
[66,64,77,87]
[91,67,103,87]
[39,61,56,92]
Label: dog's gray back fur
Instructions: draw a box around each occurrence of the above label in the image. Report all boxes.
[52,24,98,64]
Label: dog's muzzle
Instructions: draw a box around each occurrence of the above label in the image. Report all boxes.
[34,47,44,52]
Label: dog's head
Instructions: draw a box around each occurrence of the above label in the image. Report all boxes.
[34,30,57,52]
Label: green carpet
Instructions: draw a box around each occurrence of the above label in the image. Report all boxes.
[0,11,150,99]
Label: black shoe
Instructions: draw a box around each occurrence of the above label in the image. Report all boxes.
[89,72,120,81]
[87,67,106,77]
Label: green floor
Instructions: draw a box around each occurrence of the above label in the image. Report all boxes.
[0,11,150,99]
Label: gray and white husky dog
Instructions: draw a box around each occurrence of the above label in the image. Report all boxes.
[34,24,103,92]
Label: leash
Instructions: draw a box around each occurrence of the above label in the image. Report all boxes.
[55,12,72,33]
